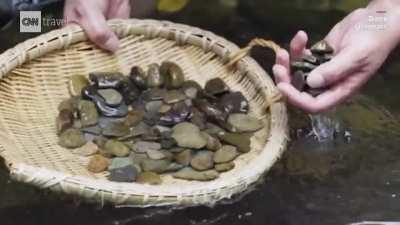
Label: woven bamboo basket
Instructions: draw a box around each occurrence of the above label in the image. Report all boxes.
[0,19,288,207]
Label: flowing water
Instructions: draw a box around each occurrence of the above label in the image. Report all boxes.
[1,1,400,225]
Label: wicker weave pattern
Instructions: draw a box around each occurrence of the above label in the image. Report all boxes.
[0,19,288,207]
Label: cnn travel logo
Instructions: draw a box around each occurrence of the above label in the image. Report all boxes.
[20,11,41,33]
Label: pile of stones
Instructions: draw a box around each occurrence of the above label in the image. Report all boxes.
[56,61,263,184]
[291,40,334,96]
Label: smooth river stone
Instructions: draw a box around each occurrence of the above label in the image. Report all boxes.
[129,66,147,90]
[218,132,252,153]
[310,40,334,55]
[204,78,229,96]
[132,141,161,153]
[201,132,222,151]
[119,78,140,105]
[87,154,109,173]
[227,113,263,132]
[136,172,162,185]
[174,149,194,166]
[72,141,99,156]
[190,151,214,171]
[68,75,89,97]
[108,157,133,170]
[56,109,74,135]
[171,122,207,149]
[145,101,163,115]
[124,109,145,127]
[163,90,186,104]
[104,140,130,157]
[141,159,171,173]
[109,165,138,182]
[131,122,151,137]
[160,61,185,89]
[173,167,219,181]
[58,98,76,112]
[215,162,235,172]
[146,63,164,88]
[146,149,167,160]
[81,125,102,135]
[89,72,125,89]
[213,145,239,163]
[102,121,130,137]
[291,61,317,72]
[97,89,123,106]
[219,92,249,114]
[58,128,87,149]
[78,100,99,127]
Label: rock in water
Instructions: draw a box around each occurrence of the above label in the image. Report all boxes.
[146,63,164,88]
[191,151,214,171]
[214,145,239,163]
[109,165,138,182]
[56,109,74,135]
[58,128,87,148]
[171,122,207,149]
[69,75,89,97]
[204,78,229,96]
[173,167,219,181]
[141,159,171,173]
[136,172,162,185]
[87,154,109,173]
[78,100,99,127]
[227,113,263,132]
[218,132,252,153]
[104,140,130,157]
[174,149,194,166]
[97,89,123,106]
[160,61,185,89]
[215,162,235,172]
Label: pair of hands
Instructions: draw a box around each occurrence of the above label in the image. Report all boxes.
[63,0,400,113]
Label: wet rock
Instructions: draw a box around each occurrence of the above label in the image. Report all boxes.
[310,40,334,55]
[81,125,102,135]
[191,151,214,171]
[132,141,161,153]
[219,92,249,114]
[151,125,172,135]
[158,104,172,114]
[124,109,145,127]
[183,86,199,99]
[204,123,225,136]
[82,86,128,117]
[163,90,186,104]
[78,100,99,127]
[146,149,167,160]
[174,149,194,166]
[102,121,130,137]
[56,109,74,134]
[119,78,140,104]
[160,61,185,89]
[129,66,147,89]
[69,75,89,97]
[145,101,163,115]
[218,132,252,153]
[141,88,166,101]
[98,89,123,106]
[89,72,125,89]
[182,80,203,98]
[141,159,171,173]
[214,145,239,163]
[58,128,87,149]
[215,162,235,172]
[171,122,207,149]
[190,108,206,130]
[173,167,219,181]
[291,61,317,72]
[201,132,222,151]
[109,165,138,182]
[227,113,263,132]
[72,141,99,156]
[136,172,162,185]
[146,63,164,88]
[301,54,319,65]
[131,122,151,137]
[87,155,109,173]
[104,140,130,157]
[204,78,229,96]
[108,157,133,170]
[194,99,227,125]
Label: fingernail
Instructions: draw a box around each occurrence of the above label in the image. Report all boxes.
[307,73,325,88]
[104,36,120,52]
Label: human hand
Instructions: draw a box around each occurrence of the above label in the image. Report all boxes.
[63,0,131,52]
[273,6,400,113]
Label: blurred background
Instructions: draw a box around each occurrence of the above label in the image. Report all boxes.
[1,1,400,225]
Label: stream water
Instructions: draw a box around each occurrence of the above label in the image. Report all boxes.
[1,1,400,225]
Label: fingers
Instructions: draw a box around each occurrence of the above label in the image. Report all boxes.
[107,0,131,19]
[290,30,309,60]
[273,64,291,83]
[275,49,290,70]
[77,4,120,52]
[306,47,362,88]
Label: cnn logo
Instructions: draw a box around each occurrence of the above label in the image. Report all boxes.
[20,11,41,33]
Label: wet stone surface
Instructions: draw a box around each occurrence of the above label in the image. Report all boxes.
[57,63,262,183]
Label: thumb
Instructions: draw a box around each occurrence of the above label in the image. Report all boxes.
[307,47,360,88]
[78,6,120,52]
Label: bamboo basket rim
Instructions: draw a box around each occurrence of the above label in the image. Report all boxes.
[0,19,288,207]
